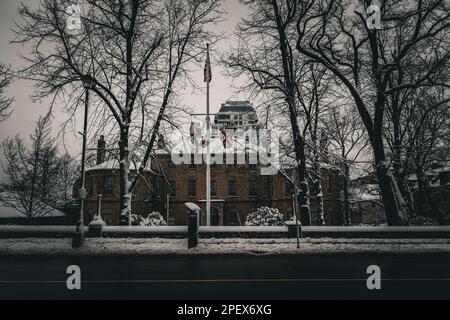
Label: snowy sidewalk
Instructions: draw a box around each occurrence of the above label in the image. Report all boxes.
[0,237,450,256]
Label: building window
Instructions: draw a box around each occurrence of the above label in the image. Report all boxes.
[249,180,257,197]
[169,181,176,197]
[211,180,217,197]
[327,176,333,193]
[103,213,113,225]
[103,176,114,195]
[188,180,196,197]
[285,180,294,196]
[155,180,162,198]
[228,180,237,197]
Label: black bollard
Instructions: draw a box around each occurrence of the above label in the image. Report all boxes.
[185,202,200,249]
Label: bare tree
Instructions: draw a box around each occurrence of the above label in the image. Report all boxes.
[411,98,450,222]
[0,63,13,123]
[387,86,450,221]
[325,104,370,225]
[0,114,61,221]
[385,60,450,219]
[55,152,79,213]
[224,0,314,224]
[13,0,222,223]
[295,0,450,225]
[301,64,334,225]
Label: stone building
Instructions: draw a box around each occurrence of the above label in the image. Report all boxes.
[82,136,343,226]
[82,101,343,226]
[212,100,259,131]
[150,153,343,226]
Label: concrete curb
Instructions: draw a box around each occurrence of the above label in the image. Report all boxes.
[1,225,450,239]
[288,225,450,239]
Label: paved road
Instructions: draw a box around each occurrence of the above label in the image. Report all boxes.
[0,253,449,299]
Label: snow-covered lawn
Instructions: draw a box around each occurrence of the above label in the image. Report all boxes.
[0,237,449,256]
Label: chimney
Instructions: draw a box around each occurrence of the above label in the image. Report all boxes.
[97,135,106,165]
[157,134,165,150]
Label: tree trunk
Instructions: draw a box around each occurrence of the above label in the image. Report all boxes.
[313,156,324,225]
[312,107,324,225]
[270,0,310,225]
[295,135,311,226]
[375,159,408,226]
[315,179,324,225]
[119,125,132,225]
[398,177,415,216]
[391,107,415,216]
[343,164,351,225]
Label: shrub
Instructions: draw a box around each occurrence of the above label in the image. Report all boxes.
[245,207,285,226]
[130,212,167,226]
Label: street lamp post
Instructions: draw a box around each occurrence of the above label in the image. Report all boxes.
[96,194,103,220]
[72,75,95,248]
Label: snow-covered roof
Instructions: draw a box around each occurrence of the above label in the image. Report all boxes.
[360,194,381,202]
[86,159,152,172]
[0,194,66,219]
[350,183,382,202]
[218,101,255,114]
[278,162,339,172]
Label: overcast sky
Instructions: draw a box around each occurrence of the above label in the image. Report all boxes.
[0,0,250,163]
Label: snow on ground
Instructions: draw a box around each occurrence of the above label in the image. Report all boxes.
[0,237,449,256]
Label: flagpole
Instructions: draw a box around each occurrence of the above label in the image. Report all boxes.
[206,44,211,227]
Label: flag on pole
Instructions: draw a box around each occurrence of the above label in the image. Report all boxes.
[190,121,196,144]
[204,44,212,83]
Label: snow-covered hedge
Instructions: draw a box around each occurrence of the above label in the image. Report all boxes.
[245,207,285,226]
[130,212,167,226]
